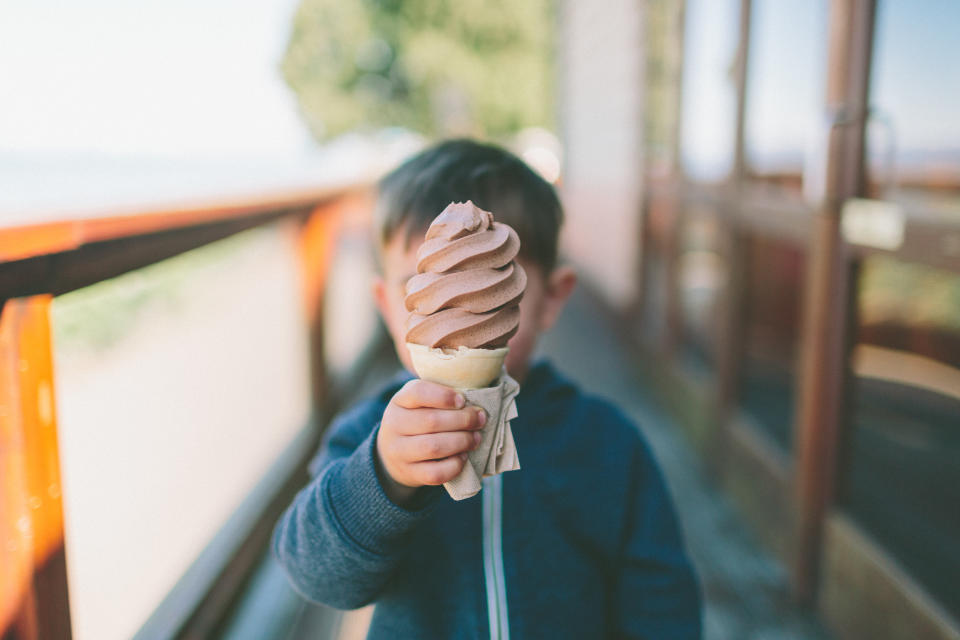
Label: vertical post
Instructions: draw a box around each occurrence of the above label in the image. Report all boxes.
[732,0,752,184]
[0,296,73,639]
[655,0,696,362]
[792,0,875,603]
[712,228,750,465]
[297,191,371,417]
[634,0,686,346]
[662,199,683,359]
[712,0,752,463]
[298,200,345,418]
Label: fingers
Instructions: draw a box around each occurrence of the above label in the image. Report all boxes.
[393,406,486,436]
[379,381,489,490]
[411,455,469,486]
[394,380,464,410]
[393,430,480,463]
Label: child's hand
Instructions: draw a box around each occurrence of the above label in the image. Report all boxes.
[376,380,486,505]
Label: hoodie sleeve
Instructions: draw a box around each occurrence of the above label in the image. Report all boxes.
[271,402,441,609]
[614,437,703,639]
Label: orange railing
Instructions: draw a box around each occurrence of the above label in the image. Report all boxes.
[0,181,371,639]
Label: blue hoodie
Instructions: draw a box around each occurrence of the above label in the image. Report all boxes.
[272,359,702,639]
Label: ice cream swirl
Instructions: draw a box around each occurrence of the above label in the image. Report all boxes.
[405,201,526,349]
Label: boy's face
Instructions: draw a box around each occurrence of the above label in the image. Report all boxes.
[373,228,576,384]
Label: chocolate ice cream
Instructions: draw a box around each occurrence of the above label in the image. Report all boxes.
[404,201,526,349]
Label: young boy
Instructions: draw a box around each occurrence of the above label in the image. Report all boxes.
[272,140,702,638]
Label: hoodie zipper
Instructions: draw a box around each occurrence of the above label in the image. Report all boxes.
[482,474,510,640]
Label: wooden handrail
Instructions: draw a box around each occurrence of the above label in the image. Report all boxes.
[0,182,367,263]
[0,183,370,303]
[650,175,960,274]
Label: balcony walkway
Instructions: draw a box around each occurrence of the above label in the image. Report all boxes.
[222,285,832,640]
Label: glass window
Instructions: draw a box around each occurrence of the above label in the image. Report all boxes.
[743,0,828,196]
[52,223,311,640]
[842,256,960,618]
[738,236,806,452]
[866,0,960,216]
[679,0,740,183]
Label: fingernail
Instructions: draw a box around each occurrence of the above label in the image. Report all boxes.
[477,408,487,426]
[454,393,465,408]
[473,432,482,445]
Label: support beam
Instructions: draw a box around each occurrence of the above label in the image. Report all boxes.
[298,195,355,415]
[792,0,876,604]
[712,0,753,466]
[0,296,72,639]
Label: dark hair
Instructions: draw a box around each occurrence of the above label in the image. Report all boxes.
[374,139,564,274]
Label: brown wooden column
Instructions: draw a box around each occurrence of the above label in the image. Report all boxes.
[732,0,752,184]
[0,296,73,639]
[712,227,750,462]
[298,199,344,416]
[792,0,876,604]
[296,189,370,416]
[635,1,686,351]
[661,197,683,358]
[712,0,752,462]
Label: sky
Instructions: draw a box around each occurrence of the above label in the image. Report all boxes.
[0,0,314,158]
[871,0,960,158]
[680,0,960,181]
[743,0,828,169]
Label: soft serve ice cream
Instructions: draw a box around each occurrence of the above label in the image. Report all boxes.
[404,201,526,350]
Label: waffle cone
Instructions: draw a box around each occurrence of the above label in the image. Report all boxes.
[406,343,508,389]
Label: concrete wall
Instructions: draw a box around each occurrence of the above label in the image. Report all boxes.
[558,0,645,309]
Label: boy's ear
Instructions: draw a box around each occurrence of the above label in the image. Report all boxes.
[538,265,577,332]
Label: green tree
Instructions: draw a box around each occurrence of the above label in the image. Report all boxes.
[281,0,555,140]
